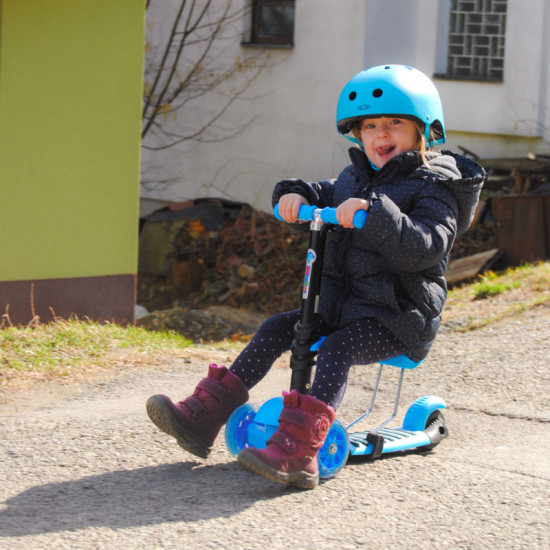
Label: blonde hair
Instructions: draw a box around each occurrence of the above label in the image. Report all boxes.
[351,118,434,167]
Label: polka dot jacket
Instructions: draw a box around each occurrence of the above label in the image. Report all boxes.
[272,147,486,362]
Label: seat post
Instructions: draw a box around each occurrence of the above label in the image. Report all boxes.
[346,363,384,430]
[373,367,405,432]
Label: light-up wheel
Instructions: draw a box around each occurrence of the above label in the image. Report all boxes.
[318,419,350,479]
[225,403,258,456]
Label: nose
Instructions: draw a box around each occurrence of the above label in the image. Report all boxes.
[376,122,390,138]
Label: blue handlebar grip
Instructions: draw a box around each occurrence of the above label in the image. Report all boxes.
[319,208,338,225]
[320,208,366,228]
[352,209,367,229]
[297,204,318,222]
[273,203,367,228]
[273,203,317,222]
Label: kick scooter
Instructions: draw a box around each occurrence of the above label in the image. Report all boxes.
[225,204,448,478]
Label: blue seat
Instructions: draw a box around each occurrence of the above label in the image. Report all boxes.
[380,355,423,369]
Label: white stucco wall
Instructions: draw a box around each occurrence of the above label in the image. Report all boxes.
[436,0,550,157]
[363,0,550,158]
[141,0,367,214]
[141,0,550,216]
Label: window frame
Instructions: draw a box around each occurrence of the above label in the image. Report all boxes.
[435,0,507,83]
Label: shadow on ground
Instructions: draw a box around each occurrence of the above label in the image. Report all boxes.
[1,460,290,536]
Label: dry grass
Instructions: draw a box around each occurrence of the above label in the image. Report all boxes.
[1,261,549,395]
[0,319,193,390]
[444,261,550,330]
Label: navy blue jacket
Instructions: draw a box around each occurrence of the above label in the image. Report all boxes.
[272,147,486,361]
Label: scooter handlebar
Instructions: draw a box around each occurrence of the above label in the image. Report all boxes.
[274,203,367,229]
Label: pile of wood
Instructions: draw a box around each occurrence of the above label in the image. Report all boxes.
[453,152,550,280]
[138,152,550,314]
[138,200,308,315]
[479,153,550,196]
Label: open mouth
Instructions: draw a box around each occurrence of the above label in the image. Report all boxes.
[376,145,396,157]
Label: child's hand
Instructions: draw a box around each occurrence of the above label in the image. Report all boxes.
[278,193,309,223]
[336,198,369,228]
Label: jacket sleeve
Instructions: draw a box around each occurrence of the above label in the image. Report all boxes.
[272,178,336,209]
[362,181,459,272]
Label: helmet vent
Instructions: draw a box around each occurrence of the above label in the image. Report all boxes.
[372,88,383,98]
[349,91,357,101]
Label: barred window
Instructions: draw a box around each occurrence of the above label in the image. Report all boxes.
[446,0,507,81]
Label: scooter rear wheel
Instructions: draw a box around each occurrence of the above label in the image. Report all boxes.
[318,419,350,479]
[421,409,448,451]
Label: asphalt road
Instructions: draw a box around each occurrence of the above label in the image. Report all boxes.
[1,311,549,549]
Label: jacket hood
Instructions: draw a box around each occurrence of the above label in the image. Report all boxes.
[349,147,486,235]
[430,150,486,234]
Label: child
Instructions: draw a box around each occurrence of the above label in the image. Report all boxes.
[146,64,485,489]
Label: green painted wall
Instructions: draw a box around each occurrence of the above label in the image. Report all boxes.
[0,0,145,281]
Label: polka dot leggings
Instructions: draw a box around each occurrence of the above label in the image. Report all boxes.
[229,309,407,410]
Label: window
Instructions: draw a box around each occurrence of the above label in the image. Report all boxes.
[440,0,507,82]
[246,0,295,47]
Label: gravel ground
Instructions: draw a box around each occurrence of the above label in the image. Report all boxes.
[1,309,549,549]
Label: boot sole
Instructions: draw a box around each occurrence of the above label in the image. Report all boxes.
[237,449,319,490]
[146,395,211,459]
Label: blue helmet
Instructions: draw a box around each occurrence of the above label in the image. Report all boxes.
[336,64,446,147]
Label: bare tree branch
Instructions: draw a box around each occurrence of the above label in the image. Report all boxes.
[142,0,266,152]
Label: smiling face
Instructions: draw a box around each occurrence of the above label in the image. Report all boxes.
[358,117,421,168]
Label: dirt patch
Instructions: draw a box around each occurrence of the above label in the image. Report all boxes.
[443,265,550,330]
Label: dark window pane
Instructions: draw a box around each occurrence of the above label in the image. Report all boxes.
[257,6,294,38]
[250,1,295,46]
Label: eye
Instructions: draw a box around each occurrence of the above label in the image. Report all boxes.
[389,119,402,125]
[361,118,376,130]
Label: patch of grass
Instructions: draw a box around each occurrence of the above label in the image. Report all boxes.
[471,270,522,300]
[0,319,192,376]
[2,262,549,379]
[446,261,550,331]
[449,262,550,302]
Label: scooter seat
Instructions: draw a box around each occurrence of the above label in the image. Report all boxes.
[380,355,423,369]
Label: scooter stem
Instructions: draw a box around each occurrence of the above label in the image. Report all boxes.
[289,213,329,393]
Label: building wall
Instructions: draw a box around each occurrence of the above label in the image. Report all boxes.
[0,0,145,324]
[141,0,550,216]
[141,0,367,214]
[364,0,550,158]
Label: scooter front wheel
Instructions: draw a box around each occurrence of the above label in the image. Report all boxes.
[225,403,258,456]
[318,419,350,479]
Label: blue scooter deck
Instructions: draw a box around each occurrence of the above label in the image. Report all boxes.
[349,427,431,456]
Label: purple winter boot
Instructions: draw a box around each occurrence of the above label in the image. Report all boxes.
[146,364,248,459]
[237,390,335,489]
